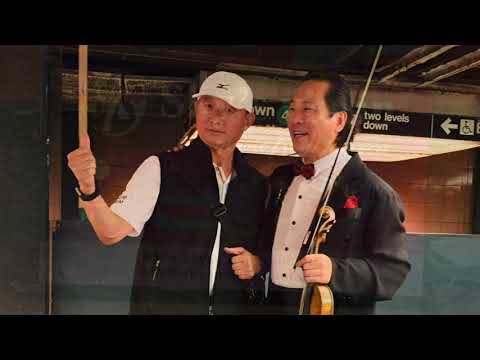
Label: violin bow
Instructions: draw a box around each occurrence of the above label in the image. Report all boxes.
[298,45,384,315]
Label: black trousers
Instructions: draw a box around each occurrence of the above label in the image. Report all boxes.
[264,282,376,315]
[263,283,303,315]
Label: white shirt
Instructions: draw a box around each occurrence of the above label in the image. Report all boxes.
[110,155,232,295]
[271,148,352,289]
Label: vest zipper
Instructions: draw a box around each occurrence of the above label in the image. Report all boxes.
[152,259,160,281]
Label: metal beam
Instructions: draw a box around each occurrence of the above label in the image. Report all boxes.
[345,74,480,95]
[63,45,224,67]
[336,45,364,64]
[417,48,480,88]
[378,45,458,83]
[375,45,455,73]
[217,62,308,77]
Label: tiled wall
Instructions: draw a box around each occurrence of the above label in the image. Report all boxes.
[245,149,477,234]
[368,149,476,234]
[98,146,476,235]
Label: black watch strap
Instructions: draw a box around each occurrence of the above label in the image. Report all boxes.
[75,183,101,202]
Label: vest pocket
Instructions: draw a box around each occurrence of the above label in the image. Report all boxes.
[336,207,362,220]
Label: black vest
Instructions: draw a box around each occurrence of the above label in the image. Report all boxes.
[129,139,266,315]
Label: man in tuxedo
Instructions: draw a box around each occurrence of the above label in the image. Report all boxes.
[261,71,411,315]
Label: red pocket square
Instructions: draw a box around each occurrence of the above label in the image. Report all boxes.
[343,195,359,209]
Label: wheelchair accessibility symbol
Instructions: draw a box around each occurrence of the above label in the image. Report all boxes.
[460,119,475,136]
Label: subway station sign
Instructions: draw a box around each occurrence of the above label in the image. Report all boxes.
[252,100,289,127]
[432,115,480,141]
[358,108,431,137]
[358,108,480,141]
[252,100,480,142]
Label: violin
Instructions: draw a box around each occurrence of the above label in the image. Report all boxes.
[299,206,336,315]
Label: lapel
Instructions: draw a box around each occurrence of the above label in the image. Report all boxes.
[269,165,296,221]
[327,153,364,212]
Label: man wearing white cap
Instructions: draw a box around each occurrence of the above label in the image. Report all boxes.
[67,71,267,315]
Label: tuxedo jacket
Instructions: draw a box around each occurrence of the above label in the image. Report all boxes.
[260,152,411,314]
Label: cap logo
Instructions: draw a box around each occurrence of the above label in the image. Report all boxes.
[216,83,230,90]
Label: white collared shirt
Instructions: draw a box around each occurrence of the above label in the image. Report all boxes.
[271,147,352,289]
[110,155,231,295]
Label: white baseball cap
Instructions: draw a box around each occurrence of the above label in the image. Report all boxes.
[192,71,253,113]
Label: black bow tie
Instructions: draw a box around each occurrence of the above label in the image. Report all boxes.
[293,161,315,179]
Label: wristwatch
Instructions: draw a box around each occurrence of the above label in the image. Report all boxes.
[75,183,101,202]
